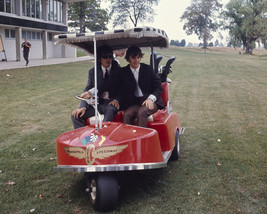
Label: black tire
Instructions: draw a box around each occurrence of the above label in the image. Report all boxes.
[87,173,119,211]
[170,130,180,161]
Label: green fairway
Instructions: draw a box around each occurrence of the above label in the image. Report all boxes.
[0,47,266,213]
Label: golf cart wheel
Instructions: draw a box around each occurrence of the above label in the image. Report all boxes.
[170,130,180,161]
[88,174,119,211]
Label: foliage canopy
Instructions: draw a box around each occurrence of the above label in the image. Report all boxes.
[223,0,267,53]
[180,0,222,51]
[109,0,159,27]
[68,0,109,33]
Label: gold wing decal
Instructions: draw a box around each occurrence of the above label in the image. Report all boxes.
[93,145,128,160]
[64,147,85,159]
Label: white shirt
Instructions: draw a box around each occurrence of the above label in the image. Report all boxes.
[130,65,157,102]
[89,65,111,99]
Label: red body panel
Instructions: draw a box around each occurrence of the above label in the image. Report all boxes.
[57,122,164,166]
[148,112,180,152]
[56,82,182,169]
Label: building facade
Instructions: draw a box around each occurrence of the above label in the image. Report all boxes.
[0,0,79,61]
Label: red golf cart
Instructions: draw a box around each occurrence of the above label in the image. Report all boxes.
[54,26,184,211]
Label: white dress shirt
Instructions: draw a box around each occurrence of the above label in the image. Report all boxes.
[130,65,157,102]
[89,65,111,99]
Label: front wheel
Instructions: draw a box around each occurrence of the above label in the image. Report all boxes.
[87,173,119,211]
[170,130,180,161]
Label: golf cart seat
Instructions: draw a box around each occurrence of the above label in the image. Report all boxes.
[86,82,170,125]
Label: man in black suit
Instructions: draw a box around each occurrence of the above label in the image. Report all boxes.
[118,46,164,127]
[71,45,120,129]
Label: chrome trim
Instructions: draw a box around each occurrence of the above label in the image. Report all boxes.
[179,127,185,135]
[55,151,172,173]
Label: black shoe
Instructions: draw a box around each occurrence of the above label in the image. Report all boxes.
[26,61,29,66]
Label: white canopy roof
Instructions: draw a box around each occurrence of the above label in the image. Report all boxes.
[54,26,169,54]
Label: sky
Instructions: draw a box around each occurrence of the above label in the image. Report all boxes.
[102,0,231,45]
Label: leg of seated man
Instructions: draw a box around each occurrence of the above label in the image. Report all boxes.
[137,104,158,127]
[123,105,140,125]
[71,106,95,129]
[102,103,119,122]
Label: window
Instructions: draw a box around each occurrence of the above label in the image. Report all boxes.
[22,0,42,19]
[31,0,35,18]
[22,30,42,40]
[48,32,53,41]
[36,0,41,19]
[0,0,16,13]
[5,29,9,38]
[27,31,31,39]
[10,30,15,38]
[4,29,15,39]
[22,30,26,39]
[0,0,4,12]
[5,0,10,13]
[48,0,62,23]
[32,32,36,40]
[36,32,41,40]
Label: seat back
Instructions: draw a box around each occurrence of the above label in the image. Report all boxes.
[160,82,169,107]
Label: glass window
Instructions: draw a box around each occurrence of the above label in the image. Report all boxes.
[22,0,25,15]
[32,32,36,39]
[6,0,11,13]
[48,0,62,23]
[0,0,4,12]
[54,0,57,22]
[48,32,53,41]
[27,31,31,39]
[31,0,35,17]
[57,1,61,22]
[11,0,15,13]
[5,29,10,38]
[49,0,53,21]
[22,30,26,39]
[10,29,15,38]
[26,0,30,16]
[36,32,41,40]
[36,0,41,19]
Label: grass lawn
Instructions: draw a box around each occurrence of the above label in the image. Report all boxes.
[0,47,266,213]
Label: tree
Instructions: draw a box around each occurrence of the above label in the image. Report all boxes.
[180,0,222,53]
[68,0,109,33]
[109,0,159,27]
[215,39,219,46]
[208,42,214,47]
[223,0,267,54]
[180,39,186,47]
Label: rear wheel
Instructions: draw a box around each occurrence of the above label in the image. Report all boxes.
[86,173,119,211]
[170,130,180,161]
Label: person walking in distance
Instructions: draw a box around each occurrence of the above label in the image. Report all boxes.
[21,38,31,66]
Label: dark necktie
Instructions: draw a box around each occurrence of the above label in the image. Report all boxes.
[104,69,109,81]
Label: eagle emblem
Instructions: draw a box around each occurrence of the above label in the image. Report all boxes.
[64,144,128,165]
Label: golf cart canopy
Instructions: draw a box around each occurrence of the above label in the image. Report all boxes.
[54,26,169,54]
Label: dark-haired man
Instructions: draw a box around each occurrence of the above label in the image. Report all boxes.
[21,38,31,66]
[118,46,164,127]
[71,45,120,129]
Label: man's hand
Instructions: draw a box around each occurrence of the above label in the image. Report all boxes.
[72,107,86,118]
[142,98,154,110]
[80,91,91,99]
[109,100,120,110]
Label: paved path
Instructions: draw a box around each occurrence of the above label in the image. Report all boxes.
[0,56,93,71]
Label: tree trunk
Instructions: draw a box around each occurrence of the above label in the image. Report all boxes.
[79,2,84,33]
[203,12,208,54]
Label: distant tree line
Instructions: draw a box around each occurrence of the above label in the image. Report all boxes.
[67,0,266,54]
[181,0,267,54]
[170,39,186,47]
